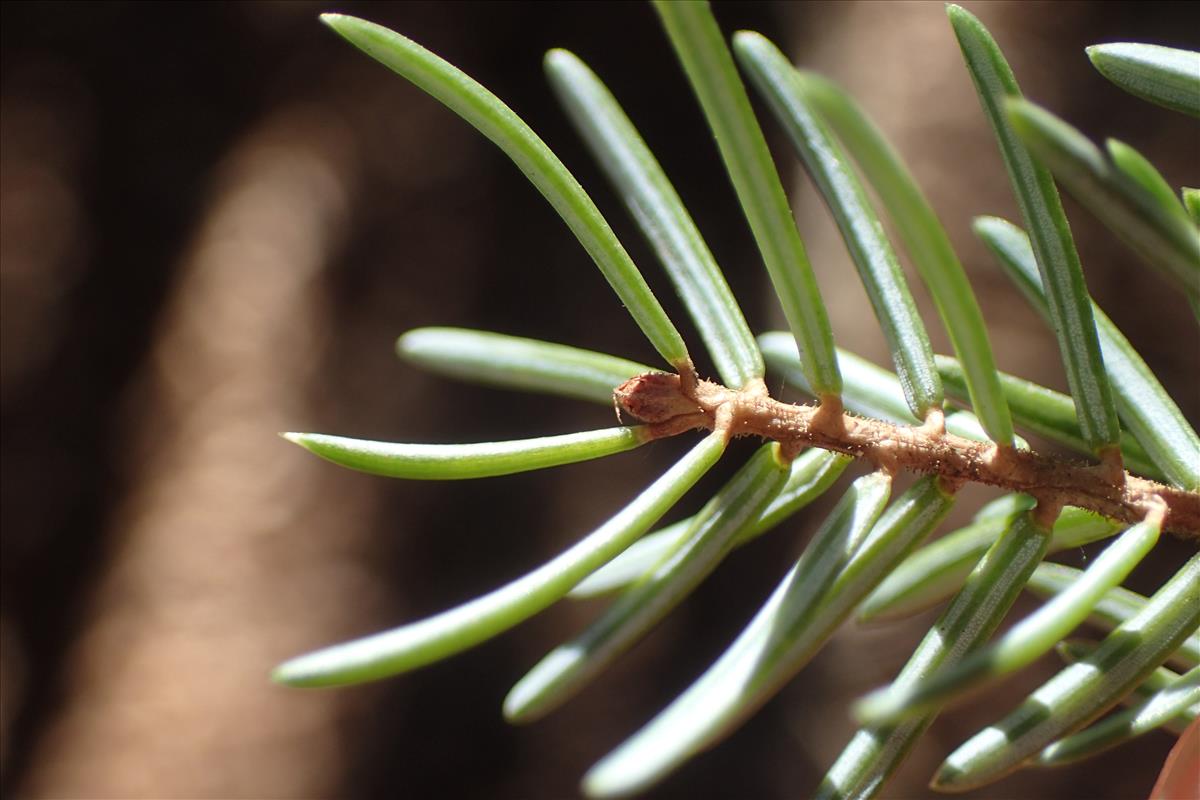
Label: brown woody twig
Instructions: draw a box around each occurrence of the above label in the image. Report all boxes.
[615,371,1200,538]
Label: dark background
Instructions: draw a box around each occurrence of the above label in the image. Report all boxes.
[2,2,1197,798]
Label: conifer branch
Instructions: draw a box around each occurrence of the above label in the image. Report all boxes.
[616,372,1200,537]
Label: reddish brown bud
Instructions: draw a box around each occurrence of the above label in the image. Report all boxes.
[613,372,703,424]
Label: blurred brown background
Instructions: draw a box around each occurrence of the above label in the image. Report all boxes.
[2,2,1196,798]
